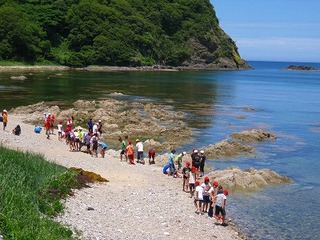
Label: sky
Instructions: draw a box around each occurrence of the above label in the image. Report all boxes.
[210,0,320,63]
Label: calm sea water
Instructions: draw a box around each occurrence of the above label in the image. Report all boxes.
[1,61,320,239]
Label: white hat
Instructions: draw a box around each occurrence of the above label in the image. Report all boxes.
[194,149,198,153]
[182,151,187,155]
[200,150,205,154]
[3,109,7,112]
[99,120,101,122]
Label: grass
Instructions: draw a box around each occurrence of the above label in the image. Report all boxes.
[0,60,60,66]
[0,146,90,239]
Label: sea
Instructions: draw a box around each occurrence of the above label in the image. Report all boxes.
[1,61,320,239]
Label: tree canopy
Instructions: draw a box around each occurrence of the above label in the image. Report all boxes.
[0,0,247,68]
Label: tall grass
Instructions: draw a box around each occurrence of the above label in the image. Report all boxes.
[0,146,78,239]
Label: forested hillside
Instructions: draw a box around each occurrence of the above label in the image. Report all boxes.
[0,0,250,69]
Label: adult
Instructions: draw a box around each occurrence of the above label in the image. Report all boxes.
[199,150,206,177]
[191,149,201,176]
[87,118,93,133]
[92,122,99,136]
[126,140,135,165]
[98,141,108,158]
[119,136,127,162]
[174,151,186,171]
[168,149,176,177]
[136,139,144,164]
[2,109,8,130]
[98,120,103,136]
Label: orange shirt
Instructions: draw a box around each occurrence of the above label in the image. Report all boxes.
[126,145,134,155]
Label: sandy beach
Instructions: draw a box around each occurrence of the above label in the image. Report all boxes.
[0,114,245,240]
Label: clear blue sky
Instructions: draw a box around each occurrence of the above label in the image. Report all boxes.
[210,0,320,63]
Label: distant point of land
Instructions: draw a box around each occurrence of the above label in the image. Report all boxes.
[285,65,319,71]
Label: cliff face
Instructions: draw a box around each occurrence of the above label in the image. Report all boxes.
[0,0,250,69]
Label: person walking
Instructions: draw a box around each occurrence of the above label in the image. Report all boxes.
[2,109,8,130]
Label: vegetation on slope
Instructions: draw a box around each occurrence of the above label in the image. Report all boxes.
[0,0,248,68]
[0,146,91,239]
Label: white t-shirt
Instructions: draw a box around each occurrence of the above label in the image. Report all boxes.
[136,142,143,152]
[93,124,98,134]
[195,185,203,200]
[201,182,212,196]
[215,193,227,207]
[57,124,63,132]
[189,172,196,184]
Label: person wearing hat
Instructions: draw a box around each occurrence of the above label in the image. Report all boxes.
[215,186,229,226]
[201,176,212,213]
[2,109,8,130]
[199,150,206,177]
[194,180,203,214]
[182,161,191,192]
[208,181,219,218]
[174,151,186,171]
[135,138,144,164]
[148,148,155,165]
[191,149,201,178]
[188,166,197,198]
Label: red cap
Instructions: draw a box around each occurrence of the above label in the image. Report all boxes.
[204,176,209,182]
[223,189,229,196]
[191,166,196,171]
[195,180,200,185]
[186,161,190,166]
[128,140,132,144]
[213,181,219,186]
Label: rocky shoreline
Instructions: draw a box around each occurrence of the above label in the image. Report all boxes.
[1,100,293,239]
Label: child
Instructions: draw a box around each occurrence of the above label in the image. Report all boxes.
[175,151,186,171]
[168,149,176,177]
[12,125,21,136]
[57,121,63,141]
[201,176,212,213]
[148,148,155,164]
[98,141,108,158]
[119,136,127,162]
[208,181,219,218]
[189,166,197,198]
[126,140,135,165]
[194,180,203,214]
[215,187,229,226]
[182,161,191,192]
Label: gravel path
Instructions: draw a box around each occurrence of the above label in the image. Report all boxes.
[1,114,245,240]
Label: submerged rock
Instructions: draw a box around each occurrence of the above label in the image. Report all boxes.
[230,129,276,142]
[204,139,255,159]
[207,166,292,191]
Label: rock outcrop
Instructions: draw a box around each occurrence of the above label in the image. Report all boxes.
[286,65,318,71]
[207,166,292,191]
[10,99,192,152]
[204,139,255,159]
[230,129,276,143]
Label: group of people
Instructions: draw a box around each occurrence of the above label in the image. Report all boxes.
[34,113,108,158]
[118,136,156,165]
[164,148,229,226]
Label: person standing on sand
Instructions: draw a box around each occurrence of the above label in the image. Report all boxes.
[57,121,63,141]
[168,149,176,177]
[126,140,135,165]
[215,187,229,226]
[208,181,219,218]
[201,176,212,213]
[189,166,197,198]
[135,139,144,164]
[44,116,51,139]
[119,136,127,161]
[199,150,206,177]
[87,118,93,133]
[182,161,191,192]
[194,180,203,214]
[2,109,8,130]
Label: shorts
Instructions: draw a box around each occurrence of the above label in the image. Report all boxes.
[189,183,195,191]
[121,150,126,155]
[215,205,226,217]
[203,195,210,203]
